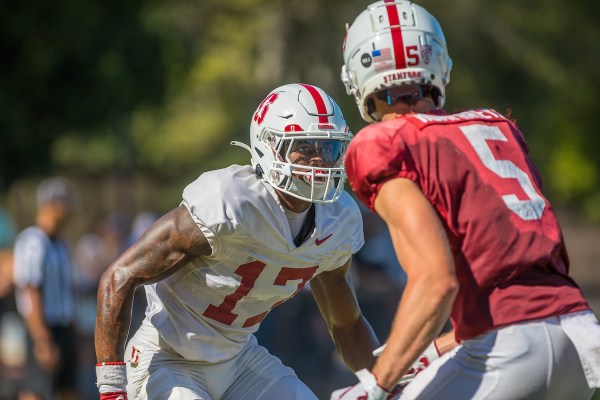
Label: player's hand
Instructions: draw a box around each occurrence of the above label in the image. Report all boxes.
[330,369,399,400]
[372,341,440,385]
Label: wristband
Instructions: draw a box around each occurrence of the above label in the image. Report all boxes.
[96,361,127,387]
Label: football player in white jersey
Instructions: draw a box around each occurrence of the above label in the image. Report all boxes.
[94,83,381,400]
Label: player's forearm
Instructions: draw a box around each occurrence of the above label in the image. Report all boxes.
[95,265,137,363]
[331,314,380,372]
[372,276,457,390]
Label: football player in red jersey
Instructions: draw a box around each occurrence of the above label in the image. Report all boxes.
[331,1,600,400]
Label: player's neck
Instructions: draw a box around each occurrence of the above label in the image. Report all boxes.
[377,98,437,121]
[276,190,312,213]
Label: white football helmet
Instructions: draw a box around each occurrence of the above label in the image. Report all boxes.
[341,0,452,123]
[236,83,352,203]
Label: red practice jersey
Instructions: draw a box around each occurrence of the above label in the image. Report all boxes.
[345,109,590,341]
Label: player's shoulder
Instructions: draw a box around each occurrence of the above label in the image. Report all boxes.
[183,165,259,200]
[321,190,362,222]
[182,165,275,235]
[403,108,509,128]
[187,164,255,188]
[317,191,364,255]
[335,190,361,213]
[354,117,411,140]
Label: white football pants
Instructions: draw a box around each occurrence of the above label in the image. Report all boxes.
[400,311,598,400]
[125,319,317,400]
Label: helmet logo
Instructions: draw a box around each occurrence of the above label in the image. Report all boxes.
[284,124,303,132]
[361,53,372,68]
[421,44,432,65]
[254,93,279,125]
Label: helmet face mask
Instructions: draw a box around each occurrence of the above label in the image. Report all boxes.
[248,84,353,203]
[341,0,452,123]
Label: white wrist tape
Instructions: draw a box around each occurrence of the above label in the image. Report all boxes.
[399,341,440,384]
[355,369,389,400]
[420,341,440,362]
[372,341,440,385]
[96,362,127,387]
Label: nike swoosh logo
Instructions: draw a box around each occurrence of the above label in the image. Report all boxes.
[315,234,333,246]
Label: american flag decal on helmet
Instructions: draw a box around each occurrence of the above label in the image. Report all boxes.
[372,48,392,63]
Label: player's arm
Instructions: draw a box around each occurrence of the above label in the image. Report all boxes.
[371,177,458,390]
[95,204,211,363]
[311,257,380,372]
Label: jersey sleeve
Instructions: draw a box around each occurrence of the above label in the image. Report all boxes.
[345,122,418,211]
[181,165,263,259]
[181,170,237,258]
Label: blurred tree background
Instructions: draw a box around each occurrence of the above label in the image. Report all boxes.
[1,1,599,398]
[2,0,599,219]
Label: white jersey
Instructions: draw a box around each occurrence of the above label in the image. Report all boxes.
[144,165,364,362]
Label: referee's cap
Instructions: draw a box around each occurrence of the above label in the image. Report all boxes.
[36,177,75,207]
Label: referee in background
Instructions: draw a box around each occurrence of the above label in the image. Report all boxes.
[13,177,77,400]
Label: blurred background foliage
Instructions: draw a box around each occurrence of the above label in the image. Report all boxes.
[1,0,599,219]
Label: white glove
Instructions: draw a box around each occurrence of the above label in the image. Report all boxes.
[372,341,440,385]
[330,369,391,400]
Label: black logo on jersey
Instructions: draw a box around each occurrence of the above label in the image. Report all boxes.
[361,53,372,68]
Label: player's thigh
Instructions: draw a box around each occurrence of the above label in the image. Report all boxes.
[144,366,212,400]
[544,319,594,400]
[128,351,213,400]
[223,340,317,400]
[401,319,592,400]
[126,323,212,400]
